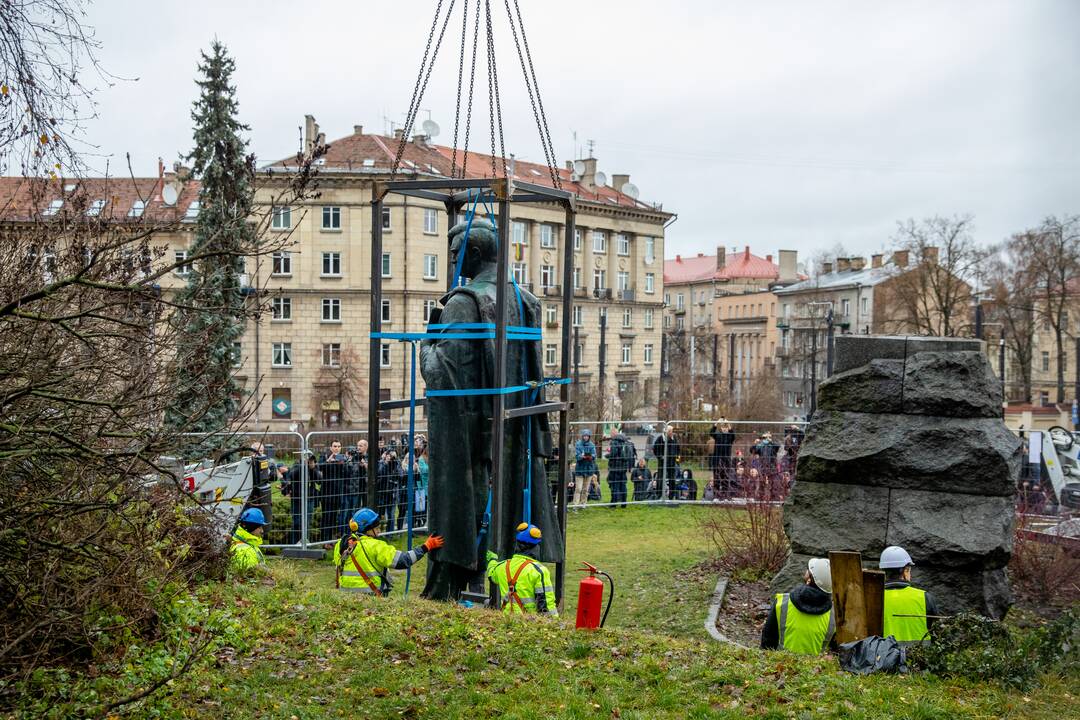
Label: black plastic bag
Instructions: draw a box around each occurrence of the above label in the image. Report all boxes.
[837,635,908,675]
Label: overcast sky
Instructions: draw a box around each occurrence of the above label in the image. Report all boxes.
[78,0,1078,262]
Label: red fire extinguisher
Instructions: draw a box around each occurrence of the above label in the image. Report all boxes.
[575,562,614,630]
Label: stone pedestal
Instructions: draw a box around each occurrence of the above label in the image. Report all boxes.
[772,335,1019,618]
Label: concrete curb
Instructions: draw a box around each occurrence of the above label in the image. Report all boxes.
[705,574,749,649]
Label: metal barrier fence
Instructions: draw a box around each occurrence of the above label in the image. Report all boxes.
[171,420,807,549]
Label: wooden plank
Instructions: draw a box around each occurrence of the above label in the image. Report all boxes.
[862,569,885,638]
[829,551,867,645]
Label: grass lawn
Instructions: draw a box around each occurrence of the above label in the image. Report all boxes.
[7,505,1078,719]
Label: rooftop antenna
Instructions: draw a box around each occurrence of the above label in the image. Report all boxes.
[587,139,595,158]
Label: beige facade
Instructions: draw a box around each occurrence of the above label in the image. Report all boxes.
[714,290,780,403]
[154,133,671,430]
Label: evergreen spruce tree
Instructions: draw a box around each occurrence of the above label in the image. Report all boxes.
[165,40,254,435]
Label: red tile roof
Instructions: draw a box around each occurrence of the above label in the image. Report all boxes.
[664,247,780,285]
[0,175,201,223]
[268,130,664,212]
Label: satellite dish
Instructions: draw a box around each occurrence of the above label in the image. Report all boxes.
[161,183,178,206]
[622,182,640,199]
[422,119,440,137]
[594,171,607,187]
[573,160,586,175]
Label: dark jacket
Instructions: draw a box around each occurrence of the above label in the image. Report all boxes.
[652,434,681,479]
[630,466,652,486]
[760,583,834,651]
[709,426,736,469]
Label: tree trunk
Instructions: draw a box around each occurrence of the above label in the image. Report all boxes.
[1056,326,1066,403]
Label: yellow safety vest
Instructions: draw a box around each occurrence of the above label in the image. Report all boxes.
[775,593,834,655]
[486,553,557,616]
[333,534,396,592]
[230,527,264,571]
[883,586,929,643]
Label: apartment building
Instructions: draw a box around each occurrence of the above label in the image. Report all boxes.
[714,290,782,404]
[662,247,786,332]
[246,123,671,427]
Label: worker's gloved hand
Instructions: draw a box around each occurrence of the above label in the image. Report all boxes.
[422,535,445,552]
[486,550,498,563]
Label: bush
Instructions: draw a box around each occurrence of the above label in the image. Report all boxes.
[700,487,789,580]
[1009,514,1080,608]
[907,608,1079,690]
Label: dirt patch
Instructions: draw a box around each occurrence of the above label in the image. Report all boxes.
[714,577,772,648]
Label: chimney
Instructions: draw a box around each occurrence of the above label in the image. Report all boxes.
[675,254,682,263]
[353,125,363,135]
[822,261,833,275]
[892,250,909,267]
[766,254,773,263]
[871,254,883,268]
[716,246,726,270]
[576,157,599,189]
[924,246,939,263]
[778,249,798,282]
[744,245,751,260]
[836,257,851,272]
[611,173,630,193]
[304,114,319,154]
[394,128,405,140]
[850,256,866,271]
[697,252,704,258]
[412,133,429,148]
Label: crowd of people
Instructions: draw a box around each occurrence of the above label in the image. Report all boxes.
[272,434,431,544]
[557,420,806,505]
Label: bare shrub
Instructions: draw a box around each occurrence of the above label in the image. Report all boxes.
[1010,515,1080,608]
[700,484,789,580]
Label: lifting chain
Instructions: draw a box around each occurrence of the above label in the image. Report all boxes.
[450,0,469,178]
[509,0,560,189]
[460,0,482,178]
[502,0,558,188]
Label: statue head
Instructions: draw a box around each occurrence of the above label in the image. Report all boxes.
[449,217,498,279]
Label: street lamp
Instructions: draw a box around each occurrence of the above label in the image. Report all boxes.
[806,301,834,415]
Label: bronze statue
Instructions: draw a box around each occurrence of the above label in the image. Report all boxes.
[420,218,564,601]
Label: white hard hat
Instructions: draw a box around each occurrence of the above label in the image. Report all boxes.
[807,558,832,594]
[879,546,914,569]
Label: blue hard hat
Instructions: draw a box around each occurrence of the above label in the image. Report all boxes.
[515,522,542,546]
[239,507,267,526]
[350,507,381,533]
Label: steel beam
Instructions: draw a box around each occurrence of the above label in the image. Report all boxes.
[367,195,383,511]
[555,202,575,606]
[489,197,512,610]
[504,401,568,419]
[379,398,428,411]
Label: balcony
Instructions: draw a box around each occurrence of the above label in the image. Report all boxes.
[593,288,612,300]
[542,284,561,296]
[619,289,635,302]
[673,305,686,315]
[776,317,790,329]
[545,319,559,328]
[573,287,588,298]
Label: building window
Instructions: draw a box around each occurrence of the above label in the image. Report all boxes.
[128,200,146,218]
[665,292,671,305]
[841,299,850,317]
[676,316,684,330]
[272,342,292,367]
[574,343,584,366]
[644,344,654,365]
[86,198,106,217]
[617,271,630,291]
[321,206,341,230]
[592,230,607,253]
[423,254,438,280]
[598,306,608,326]
[183,201,200,222]
[676,293,685,311]
[512,263,527,284]
[512,221,528,245]
[322,252,342,276]
[644,237,655,264]
[574,228,582,251]
[573,305,583,327]
[381,207,392,231]
[271,206,291,230]
[1042,351,1050,372]
[174,250,191,276]
[423,207,438,235]
[271,388,291,419]
[545,304,557,325]
[572,267,582,289]
[541,265,555,288]
[593,269,606,290]
[271,296,292,321]
[544,344,557,366]
[617,233,630,256]
[231,342,243,368]
[423,299,437,323]
[540,224,555,248]
[322,298,341,322]
[381,252,392,278]
[272,251,292,276]
[644,308,654,329]
[644,273,655,293]
[380,343,392,368]
[860,297,869,315]
[322,343,341,367]
[381,299,392,323]
[621,342,632,365]
[41,198,63,217]
[622,308,633,328]
[664,314,671,328]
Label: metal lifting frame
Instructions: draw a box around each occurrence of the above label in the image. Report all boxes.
[367,176,576,606]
